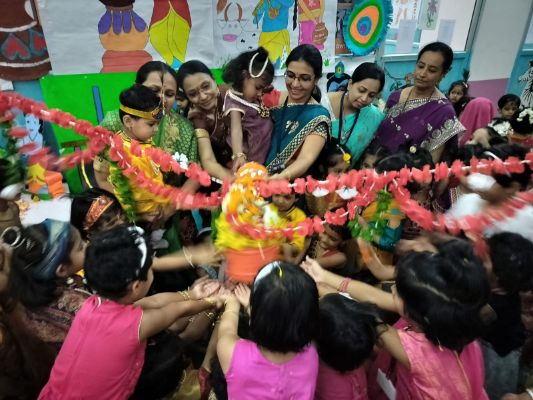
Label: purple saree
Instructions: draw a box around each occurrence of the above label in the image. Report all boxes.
[372,90,465,154]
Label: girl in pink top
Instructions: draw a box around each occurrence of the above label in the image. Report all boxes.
[217,262,320,400]
[39,225,227,400]
[314,294,380,400]
[302,236,491,400]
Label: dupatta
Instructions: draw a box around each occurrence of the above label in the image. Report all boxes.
[266,102,330,174]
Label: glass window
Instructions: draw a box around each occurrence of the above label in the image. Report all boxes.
[384,0,478,55]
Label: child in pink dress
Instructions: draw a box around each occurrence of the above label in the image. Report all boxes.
[217,262,320,400]
[302,236,490,400]
[222,47,274,170]
[39,225,226,400]
[314,294,380,400]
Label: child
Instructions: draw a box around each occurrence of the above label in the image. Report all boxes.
[358,142,389,170]
[302,237,491,399]
[482,232,533,399]
[95,84,174,229]
[176,88,190,116]
[39,225,226,399]
[315,294,380,400]
[217,262,319,400]
[459,97,495,145]
[508,107,533,148]
[306,138,353,217]
[70,188,127,241]
[447,80,470,117]
[487,94,521,137]
[306,221,352,272]
[222,47,274,170]
[267,193,307,263]
[360,148,434,263]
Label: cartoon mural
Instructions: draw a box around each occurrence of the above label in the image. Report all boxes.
[217,0,245,43]
[98,0,152,72]
[150,0,192,69]
[252,0,296,69]
[22,114,64,200]
[297,0,328,50]
[0,0,51,81]
[519,60,533,108]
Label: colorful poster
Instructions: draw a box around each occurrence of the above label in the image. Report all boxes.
[213,0,337,74]
[390,0,419,29]
[0,0,51,81]
[38,0,213,74]
[39,0,335,75]
[417,0,440,30]
[335,0,353,55]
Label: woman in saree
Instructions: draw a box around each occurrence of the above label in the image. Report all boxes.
[265,44,331,180]
[176,60,233,182]
[96,61,199,251]
[323,62,385,165]
[372,42,465,164]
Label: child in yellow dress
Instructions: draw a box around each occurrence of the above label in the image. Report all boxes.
[96,84,175,228]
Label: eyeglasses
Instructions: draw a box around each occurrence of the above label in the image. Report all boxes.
[284,71,315,85]
[186,81,216,100]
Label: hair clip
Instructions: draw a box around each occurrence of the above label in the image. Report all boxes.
[409,145,417,154]
[336,144,352,165]
[248,52,269,79]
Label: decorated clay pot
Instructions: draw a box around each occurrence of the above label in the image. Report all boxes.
[224,246,280,284]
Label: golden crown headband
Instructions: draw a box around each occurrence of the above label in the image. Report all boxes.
[83,195,115,232]
[119,104,163,120]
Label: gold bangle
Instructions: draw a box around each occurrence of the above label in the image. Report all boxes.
[231,152,247,161]
[223,309,240,316]
[195,128,210,139]
[179,291,190,301]
[204,297,216,307]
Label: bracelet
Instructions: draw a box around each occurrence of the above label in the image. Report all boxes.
[204,297,216,307]
[526,388,533,399]
[204,311,216,320]
[337,278,351,293]
[178,291,191,301]
[223,309,240,316]
[182,247,194,269]
[231,152,247,161]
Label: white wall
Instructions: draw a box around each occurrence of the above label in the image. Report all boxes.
[469,0,532,81]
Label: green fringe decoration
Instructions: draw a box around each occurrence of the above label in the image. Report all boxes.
[348,190,393,242]
[0,121,24,186]
[105,148,137,223]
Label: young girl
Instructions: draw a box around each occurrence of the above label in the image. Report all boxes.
[96,84,174,229]
[360,148,433,264]
[306,221,352,272]
[447,80,470,117]
[508,107,533,148]
[315,294,380,400]
[222,47,275,170]
[306,137,353,217]
[1,220,88,394]
[39,225,226,399]
[217,262,319,399]
[302,237,491,399]
[357,142,390,170]
[267,193,307,262]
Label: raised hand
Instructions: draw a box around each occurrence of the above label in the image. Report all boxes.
[190,278,221,300]
[300,256,326,284]
[234,283,251,310]
[190,243,223,266]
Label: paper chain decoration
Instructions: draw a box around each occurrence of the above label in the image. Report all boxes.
[2,91,533,240]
